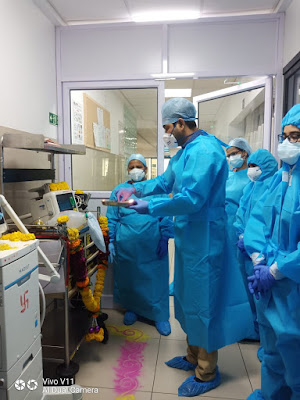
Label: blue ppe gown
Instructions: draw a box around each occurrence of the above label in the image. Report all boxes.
[107,182,174,322]
[225,166,255,338]
[234,150,278,338]
[133,131,254,352]
[244,158,300,400]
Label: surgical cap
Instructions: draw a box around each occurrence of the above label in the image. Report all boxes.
[127,153,147,167]
[228,137,252,156]
[282,104,300,130]
[162,98,197,125]
[247,149,278,180]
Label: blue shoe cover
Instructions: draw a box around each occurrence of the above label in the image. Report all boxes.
[178,369,221,397]
[124,311,137,325]
[165,356,196,371]
[246,389,264,399]
[155,321,171,336]
[257,346,264,363]
[169,281,174,296]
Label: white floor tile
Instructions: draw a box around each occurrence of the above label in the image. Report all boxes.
[239,343,261,391]
[153,339,192,395]
[83,388,152,399]
[153,340,253,399]
[104,308,161,339]
[153,393,242,400]
[73,335,159,392]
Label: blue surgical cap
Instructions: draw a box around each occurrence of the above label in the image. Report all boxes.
[162,98,197,125]
[282,104,300,130]
[127,153,147,167]
[228,137,252,156]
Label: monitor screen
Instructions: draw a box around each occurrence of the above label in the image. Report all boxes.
[57,193,76,212]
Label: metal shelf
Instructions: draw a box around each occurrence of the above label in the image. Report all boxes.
[1,132,86,155]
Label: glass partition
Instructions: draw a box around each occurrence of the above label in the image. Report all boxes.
[70,88,158,191]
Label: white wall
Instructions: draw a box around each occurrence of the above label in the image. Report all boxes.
[283,0,300,66]
[0,0,57,138]
[58,16,280,81]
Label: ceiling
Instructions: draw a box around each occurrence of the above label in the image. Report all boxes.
[35,0,291,26]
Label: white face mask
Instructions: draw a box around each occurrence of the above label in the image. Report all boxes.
[277,139,300,165]
[247,167,262,182]
[128,168,145,182]
[229,154,244,169]
[163,134,178,149]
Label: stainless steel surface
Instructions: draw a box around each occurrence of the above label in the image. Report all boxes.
[101,199,134,207]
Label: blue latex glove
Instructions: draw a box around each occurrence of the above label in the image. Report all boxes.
[108,242,116,264]
[116,186,136,201]
[248,275,260,300]
[157,236,169,259]
[129,199,149,214]
[236,237,247,256]
[248,264,275,299]
[255,264,276,293]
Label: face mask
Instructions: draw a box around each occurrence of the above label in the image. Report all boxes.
[229,154,244,169]
[277,139,300,165]
[163,134,178,148]
[247,167,262,182]
[129,168,145,182]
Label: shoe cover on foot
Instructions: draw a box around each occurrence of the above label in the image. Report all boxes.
[155,321,171,336]
[165,356,196,371]
[257,346,264,363]
[246,389,264,399]
[178,369,221,397]
[124,311,137,325]
[169,281,174,296]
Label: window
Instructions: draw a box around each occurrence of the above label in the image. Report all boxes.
[70,88,158,191]
[283,51,300,113]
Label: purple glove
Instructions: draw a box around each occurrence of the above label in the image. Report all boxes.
[157,236,169,259]
[116,186,136,201]
[129,199,149,214]
[248,264,275,299]
[236,237,247,256]
[255,264,275,293]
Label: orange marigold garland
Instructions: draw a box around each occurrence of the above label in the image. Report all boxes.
[67,216,110,343]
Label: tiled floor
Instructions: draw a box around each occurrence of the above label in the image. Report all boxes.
[72,305,261,400]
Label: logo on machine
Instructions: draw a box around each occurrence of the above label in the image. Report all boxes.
[20,290,29,313]
[14,380,26,391]
[19,264,30,274]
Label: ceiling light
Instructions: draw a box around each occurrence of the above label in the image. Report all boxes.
[132,10,200,23]
[151,72,195,80]
[165,89,192,98]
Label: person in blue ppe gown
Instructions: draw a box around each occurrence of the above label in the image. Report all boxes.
[106,154,174,336]
[225,138,255,340]
[234,149,278,350]
[115,98,254,397]
[244,104,300,400]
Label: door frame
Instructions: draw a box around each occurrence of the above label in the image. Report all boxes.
[193,76,273,150]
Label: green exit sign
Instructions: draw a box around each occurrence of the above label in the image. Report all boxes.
[49,112,58,126]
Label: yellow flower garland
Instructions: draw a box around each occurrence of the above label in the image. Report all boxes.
[49,181,70,191]
[0,232,35,241]
[57,215,69,224]
[67,216,109,343]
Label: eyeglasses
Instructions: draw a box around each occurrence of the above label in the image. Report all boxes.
[226,150,241,159]
[278,132,300,143]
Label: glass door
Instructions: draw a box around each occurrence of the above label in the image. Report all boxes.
[193,77,273,152]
